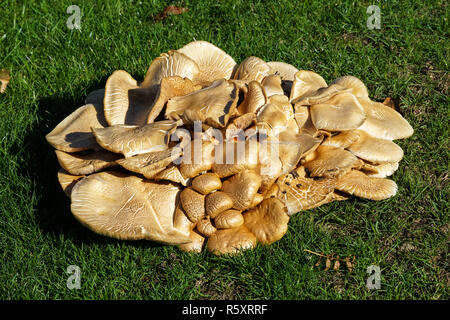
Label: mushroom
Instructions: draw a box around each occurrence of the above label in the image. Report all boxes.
[225,113,257,139]
[292,83,352,106]
[303,145,359,178]
[70,171,190,243]
[330,75,369,99]
[166,79,238,128]
[46,104,107,152]
[289,70,327,102]
[212,139,259,178]
[267,61,299,81]
[243,198,289,244]
[173,203,196,237]
[221,170,262,210]
[153,165,191,186]
[321,130,360,148]
[360,161,399,178]
[103,70,159,126]
[214,209,244,229]
[233,56,272,83]
[179,140,215,178]
[191,172,222,195]
[236,81,266,114]
[206,225,257,255]
[177,41,237,86]
[335,170,398,200]
[357,98,414,140]
[179,187,206,223]
[346,130,404,163]
[262,75,284,97]
[57,169,84,197]
[196,216,217,237]
[205,191,234,218]
[92,120,179,157]
[179,230,205,253]
[55,150,121,176]
[309,92,366,131]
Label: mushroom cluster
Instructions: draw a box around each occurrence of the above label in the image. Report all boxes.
[46,41,413,255]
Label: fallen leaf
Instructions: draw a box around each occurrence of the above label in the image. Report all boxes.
[345,257,353,272]
[333,259,340,271]
[154,6,189,21]
[0,69,10,93]
[324,258,331,271]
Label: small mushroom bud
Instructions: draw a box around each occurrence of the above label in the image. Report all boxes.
[196,217,217,237]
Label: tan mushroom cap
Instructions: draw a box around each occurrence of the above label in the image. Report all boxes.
[179,141,215,178]
[233,56,272,83]
[70,171,190,243]
[191,172,222,195]
[173,203,195,237]
[221,170,262,210]
[180,187,206,223]
[330,75,369,99]
[357,98,414,140]
[57,169,84,197]
[92,120,178,157]
[243,198,289,245]
[141,50,200,88]
[46,104,107,152]
[103,70,158,126]
[166,79,238,128]
[347,130,404,163]
[293,103,309,129]
[212,139,259,178]
[147,76,201,123]
[225,113,257,139]
[310,92,366,131]
[304,145,359,178]
[293,83,352,106]
[275,173,335,215]
[322,130,360,148]
[262,75,284,97]
[117,147,182,179]
[289,70,327,102]
[267,61,299,81]
[214,209,244,229]
[205,191,234,218]
[267,94,298,133]
[256,103,289,134]
[196,216,217,237]
[335,170,397,200]
[153,165,191,186]
[237,81,266,115]
[361,161,399,178]
[179,230,205,253]
[206,225,257,255]
[251,193,264,207]
[55,149,121,176]
[177,41,237,86]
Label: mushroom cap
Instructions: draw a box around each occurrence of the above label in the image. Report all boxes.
[70,171,190,243]
[330,75,369,99]
[46,104,107,152]
[116,147,182,179]
[153,165,191,186]
[179,141,215,178]
[179,187,206,223]
[335,170,398,200]
[92,120,178,157]
[310,92,366,131]
[267,61,299,81]
[166,79,238,128]
[214,209,244,229]
[221,170,262,210]
[177,41,237,85]
[178,230,205,253]
[57,169,84,197]
[293,103,309,129]
[233,56,271,83]
[289,70,327,102]
[103,70,158,126]
[275,173,335,215]
[256,103,289,134]
[237,81,266,114]
[206,225,257,255]
[205,191,234,218]
[55,149,121,176]
[141,50,200,88]
[191,172,222,195]
[346,130,404,163]
[225,113,257,139]
[262,74,284,97]
[147,76,201,123]
[357,98,414,140]
[292,83,352,106]
[243,198,289,245]
[321,130,360,148]
[304,145,359,178]
[361,161,399,178]
[173,203,195,237]
[196,216,217,237]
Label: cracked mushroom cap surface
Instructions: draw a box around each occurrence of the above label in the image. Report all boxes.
[214,209,244,229]
[191,172,222,195]
[205,191,234,218]
[335,170,398,200]
[180,187,206,223]
[221,170,262,210]
[92,120,178,157]
[46,104,107,152]
[177,41,237,86]
[55,149,121,176]
[70,171,190,244]
[206,225,257,255]
[243,198,289,244]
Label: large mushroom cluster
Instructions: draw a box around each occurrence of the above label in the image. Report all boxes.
[46,41,413,255]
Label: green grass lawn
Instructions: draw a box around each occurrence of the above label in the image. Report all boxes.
[0,0,448,299]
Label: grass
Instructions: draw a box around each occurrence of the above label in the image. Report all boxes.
[0,0,448,299]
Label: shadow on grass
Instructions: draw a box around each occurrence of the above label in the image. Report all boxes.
[21,77,163,250]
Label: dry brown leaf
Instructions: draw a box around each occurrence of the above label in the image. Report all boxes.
[154,6,189,21]
[315,258,322,267]
[324,258,331,271]
[333,259,340,271]
[345,257,353,272]
[0,69,10,93]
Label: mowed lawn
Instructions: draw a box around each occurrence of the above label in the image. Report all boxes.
[0,0,448,299]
